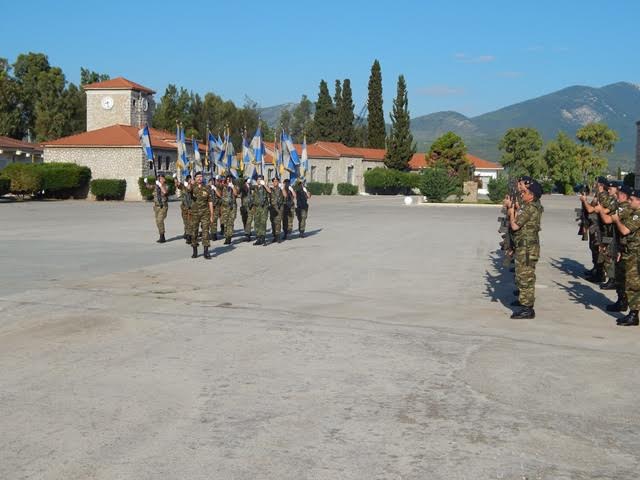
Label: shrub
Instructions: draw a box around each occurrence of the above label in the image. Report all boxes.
[364,167,416,194]
[337,183,358,195]
[541,179,554,194]
[90,179,127,200]
[624,172,635,188]
[138,176,175,200]
[487,176,508,203]
[322,182,334,195]
[0,177,9,196]
[419,167,458,203]
[0,163,44,196]
[33,163,92,199]
[306,182,324,195]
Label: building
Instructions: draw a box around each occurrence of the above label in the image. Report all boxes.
[0,135,43,170]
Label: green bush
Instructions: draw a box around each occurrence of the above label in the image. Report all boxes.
[322,182,334,195]
[33,163,92,199]
[541,179,554,194]
[364,167,416,194]
[138,176,176,200]
[624,172,635,188]
[337,183,358,195]
[419,167,458,203]
[0,163,44,195]
[487,176,508,203]
[306,182,324,195]
[0,177,10,196]
[90,179,127,200]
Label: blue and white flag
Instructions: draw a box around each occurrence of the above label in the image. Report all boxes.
[176,125,185,173]
[242,135,254,166]
[226,135,238,179]
[301,135,309,179]
[179,128,189,176]
[288,155,299,183]
[192,137,202,172]
[281,131,290,173]
[138,125,154,166]
[283,132,300,166]
[250,126,263,173]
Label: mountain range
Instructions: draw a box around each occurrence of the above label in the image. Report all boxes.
[261,82,640,169]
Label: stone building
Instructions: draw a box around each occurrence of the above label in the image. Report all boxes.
[0,135,43,170]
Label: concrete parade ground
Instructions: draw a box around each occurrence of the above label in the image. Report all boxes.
[1,194,639,480]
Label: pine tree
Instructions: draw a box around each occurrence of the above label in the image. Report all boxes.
[384,75,415,170]
[367,59,385,149]
[333,79,342,141]
[291,94,314,142]
[338,79,356,146]
[313,80,336,141]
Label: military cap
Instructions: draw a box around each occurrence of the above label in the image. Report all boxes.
[283,178,290,183]
[518,175,533,184]
[257,174,264,179]
[619,184,633,196]
[527,180,543,200]
[596,176,608,185]
[631,189,640,199]
[606,179,620,188]
[157,173,165,178]
[194,171,203,177]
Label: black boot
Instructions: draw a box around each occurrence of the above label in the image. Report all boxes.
[157,233,166,243]
[510,300,521,307]
[278,233,283,244]
[203,246,211,259]
[263,236,269,246]
[599,278,616,290]
[245,234,251,242]
[511,306,535,319]
[185,234,192,244]
[618,310,639,326]
[607,298,628,312]
[513,289,520,296]
[191,246,198,258]
[254,236,263,246]
[587,268,605,283]
[300,230,305,238]
[212,233,218,241]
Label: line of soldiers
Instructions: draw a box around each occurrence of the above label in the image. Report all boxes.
[501,176,544,319]
[147,171,311,260]
[578,177,640,326]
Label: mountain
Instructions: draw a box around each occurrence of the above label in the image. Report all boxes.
[258,103,297,127]
[411,82,640,169]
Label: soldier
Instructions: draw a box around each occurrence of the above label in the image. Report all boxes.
[252,175,271,245]
[282,178,296,240]
[269,177,284,243]
[580,177,609,283]
[294,179,311,237]
[144,174,169,243]
[220,175,239,245]
[189,171,214,259]
[210,175,223,241]
[610,189,640,326]
[175,174,193,244]
[506,180,543,319]
[595,180,620,290]
[240,179,255,242]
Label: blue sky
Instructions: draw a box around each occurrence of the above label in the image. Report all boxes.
[2,0,639,118]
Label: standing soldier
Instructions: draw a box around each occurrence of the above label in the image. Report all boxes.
[595,180,620,290]
[252,175,271,245]
[294,179,311,237]
[282,178,296,240]
[175,174,193,244]
[240,179,255,242]
[506,180,543,319]
[144,174,169,243]
[269,177,284,243]
[581,177,608,283]
[189,171,214,259]
[210,176,223,241]
[220,175,239,245]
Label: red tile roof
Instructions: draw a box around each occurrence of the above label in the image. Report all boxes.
[0,135,43,153]
[43,124,176,150]
[350,147,386,162]
[83,77,155,94]
[262,141,386,162]
[409,152,502,171]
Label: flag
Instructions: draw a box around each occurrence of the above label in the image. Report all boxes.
[301,135,309,179]
[180,128,189,176]
[250,126,263,173]
[193,137,202,172]
[226,134,238,179]
[242,134,254,170]
[175,125,185,172]
[283,132,300,166]
[138,125,154,167]
[281,130,291,173]
[288,154,299,183]
[273,137,281,180]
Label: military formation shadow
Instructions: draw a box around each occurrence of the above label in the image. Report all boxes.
[484,250,516,308]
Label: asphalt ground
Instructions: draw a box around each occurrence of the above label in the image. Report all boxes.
[0,195,638,479]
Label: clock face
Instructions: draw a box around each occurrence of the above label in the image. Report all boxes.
[101,96,114,110]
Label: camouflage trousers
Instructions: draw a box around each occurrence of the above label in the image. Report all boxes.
[180,205,191,236]
[270,206,282,236]
[282,206,294,232]
[191,209,211,248]
[602,242,616,280]
[254,206,268,236]
[210,207,220,238]
[296,207,308,232]
[221,206,236,240]
[623,253,640,310]
[515,242,539,307]
[241,206,254,235]
[615,256,626,302]
[153,204,168,235]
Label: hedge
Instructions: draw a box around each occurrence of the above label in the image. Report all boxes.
[0,163,44,195]
[487,176,508,203]
[90,179,127,200]
[138,176,176,200]
[322,182,334,195]
[337,183,358,195]
[34,163,92,199]
[306,182,334,195]
[0,177,10,196]
[364,167,417,194]
[419,167,459,203]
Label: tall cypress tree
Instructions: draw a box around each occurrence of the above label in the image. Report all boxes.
[313,79,336,141]
[333,80,342,141]
[384,75,415,170]
[338,79,356,146]
[367,59,385,149]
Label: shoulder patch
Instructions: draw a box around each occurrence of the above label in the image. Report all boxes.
[634,215,638,221]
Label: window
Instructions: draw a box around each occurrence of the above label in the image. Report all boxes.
[310,166,316,182]
[325,166,331,183]
[268,168,274,181]
[165,156,170,171]
[347,166,354,185]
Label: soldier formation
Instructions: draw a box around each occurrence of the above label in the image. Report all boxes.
[146,171,311,260]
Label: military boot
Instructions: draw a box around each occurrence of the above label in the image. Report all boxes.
[212,233,218,241]
[157,234,166,243]
[510,300,522,307]
[203,247,211,259]
[253,236,263,246]
[191,246,198,258]
[224,237,231,245]
[607,298,628,312]
[618,310,639,326]
[245,234,251,242]
[185,234,192,244]
[283,229,288,240]
[510,306,535,319]
[300,230,305,238]
[599,278,616,290]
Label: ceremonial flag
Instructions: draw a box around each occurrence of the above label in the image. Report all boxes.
[301,135,309,179]
[138,125,154,168]
[283,132,300,166]
[192,137,202,172]
[175,125,185,173]
[226,133,238,179]
[281,130,291,173]
[250,126,263,174]
[179,128,189,176]
[242,134,254,169]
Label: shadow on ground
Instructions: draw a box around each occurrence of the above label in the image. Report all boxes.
[484,250,515,308]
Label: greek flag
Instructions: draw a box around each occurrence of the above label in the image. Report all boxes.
[283,132,300,166]
[288,155,299,183]
[251,126,263,173]
[226,135,238,179]
[301,135,309,179]
[281,131,291,172]
[193,138,202,172]
[242,135,254,166]
[175,125,185,172]
[138,125,154,166]
[180,128,189,176]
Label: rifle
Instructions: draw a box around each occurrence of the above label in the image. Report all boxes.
[575,185,589,241]
[497,177,517,267]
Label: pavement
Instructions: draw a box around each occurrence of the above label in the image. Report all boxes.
[0,195,638,480]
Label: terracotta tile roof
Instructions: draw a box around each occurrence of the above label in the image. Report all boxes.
[83,77,155,94]
[0,135,43,153]
[409,152,503,171]
[43,124,176,150]
[350,147,386,162]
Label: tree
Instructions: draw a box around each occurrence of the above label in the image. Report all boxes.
[544,132,579,194]
[313,80,336,141]
[576,123,619,156]
[34,67,72,141]
[0,60,23,137]
[80,68,110,85]
[428,131,469,179]
[384,75,415,170]
[12,52,51,138]
[367,59,385,148]
[337,79,355,146]
[278,108,292,132]
[498,127,545,178]
[152,84,194,132]
[575,144,606,186]
[333,80,342,123]
[291,94,314,142]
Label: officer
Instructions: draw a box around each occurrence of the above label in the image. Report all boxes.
[282,178,296,240]
[506,180,543,319]
[144,174,169,243]
[189,171,214,259]
[175,174,193,244]
[240,179,255,242]
[294,179,311,237]
[220,175,239,245]
[269,177,284,243]
[252,175,271,245]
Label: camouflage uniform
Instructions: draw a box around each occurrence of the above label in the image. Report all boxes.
[514,201,543,307]
[240,184,255,235]
[295,184,309,233]
[220,185,237,242]
[253,185,270,236]
[210,184,222,239]
[176,182,192,237]
[190,184,212,247]
[152,185,169,235]
[623,209,640,310]
[601,194,619,281]
[270,186,284,237]
[614,201,631,303]
[282,186,295,234]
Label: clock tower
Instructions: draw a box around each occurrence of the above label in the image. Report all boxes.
[83,77,155,132]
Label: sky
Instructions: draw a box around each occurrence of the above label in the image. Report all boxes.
[2,0,640,119]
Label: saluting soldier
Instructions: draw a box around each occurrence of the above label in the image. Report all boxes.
[252,175,271,245]
[294,179,311,237]
[269,177,284,243]
[175,174,193,244]
[240,179,255,242]
[506,180,543,319]
[189,171,214,259]
[220,175,239,245]
[144,174,169,244]
[282,178,296,240]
